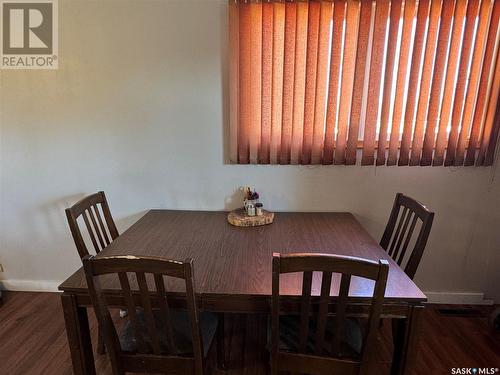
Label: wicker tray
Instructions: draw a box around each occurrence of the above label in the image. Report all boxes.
[227,208,274,227]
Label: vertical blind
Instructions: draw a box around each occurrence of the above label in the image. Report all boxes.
[229,0,500,166]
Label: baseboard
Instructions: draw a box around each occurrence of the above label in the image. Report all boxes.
[424,291,494,305]
[0,279,60,292]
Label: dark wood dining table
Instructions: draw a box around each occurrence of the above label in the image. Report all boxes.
[59,210,426,375]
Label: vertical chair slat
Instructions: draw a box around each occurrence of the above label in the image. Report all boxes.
[65,210,88,259]
[405,210,435,279]
[388,207,408,257]
[94,204,111,245]
[118,272,147,353]
[332,273,351,356]
[82,210,100,253]
[380,193,402,249]
[136,272,161,355]
[88,207,106,250]
[397,215,418,265]
[100,192,120,240]
[154,273,177,355]
[299,271,313,352]
[314,271,332,355]
[392,211,413,262]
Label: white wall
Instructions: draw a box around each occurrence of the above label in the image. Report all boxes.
[1,0,499,302]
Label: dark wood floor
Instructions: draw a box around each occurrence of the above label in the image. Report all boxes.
[0,292,499,374]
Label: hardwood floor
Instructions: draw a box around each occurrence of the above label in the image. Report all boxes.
[0,292,499,374]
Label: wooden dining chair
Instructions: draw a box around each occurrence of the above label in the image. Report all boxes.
[65,191,120,354]
[271,253,389,375]
[83,254,224,375]
[380,193,434,279]
[65,191,119,259]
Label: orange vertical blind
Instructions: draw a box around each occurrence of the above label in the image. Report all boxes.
[387,0,417,166]
[399,0,431,166]
[249,3,262,164]
[409,0,442,166]
[270,1,285,164]
[311,1,333,164]
[444,0,481,166]
[361,0,390,165]
[237,2,251,164]
[302,1,321,164]
[334,0,360,164]
[229,0,239,163]
[260,2,273,163]
[345,0,371,165]
[454,0,493,165]
[466,0,500,166]
[290,2,308,164]
[377,0,402,166]
[324,0,346,164]
[421,0,456,166]
[229,0,500,167]
[279,1,296,164]
[433,0,468,166]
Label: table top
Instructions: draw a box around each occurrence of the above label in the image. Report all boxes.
[59,210,426,303]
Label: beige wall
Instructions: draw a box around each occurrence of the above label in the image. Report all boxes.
[1,0,499,301]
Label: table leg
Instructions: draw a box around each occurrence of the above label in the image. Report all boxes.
[61,293,96,375]
[216,313,227,370]
[391,305,424,375]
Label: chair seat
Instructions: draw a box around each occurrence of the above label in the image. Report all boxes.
[273,315,363,359]
[119,308,218,356]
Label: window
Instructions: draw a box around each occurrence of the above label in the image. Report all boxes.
[228,0,500,166]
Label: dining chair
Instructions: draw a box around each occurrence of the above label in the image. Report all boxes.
[270,253,389,375]
[83,254,224,375]
[65,191,119,259]
[380,193,434,279]
[65,191,119,354]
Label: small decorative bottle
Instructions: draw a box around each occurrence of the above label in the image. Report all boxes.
[255,203,263,216]
[247,203,256,216]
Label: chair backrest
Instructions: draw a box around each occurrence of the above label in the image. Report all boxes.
[83,255,205,375]
[380,193,434,279]
[66,191,119,259]
[271,253,389,375]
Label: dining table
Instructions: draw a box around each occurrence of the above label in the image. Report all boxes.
[59,209,426,375]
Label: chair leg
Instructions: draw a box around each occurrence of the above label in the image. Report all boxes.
[216,313,226,370]
[97,328,106,355]
[391,318,401,346]
[391,318,405,374]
